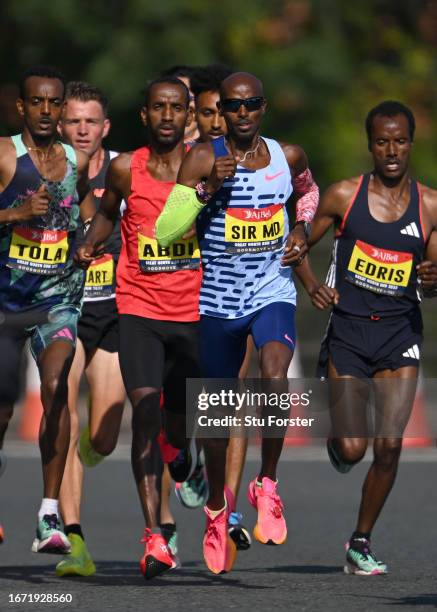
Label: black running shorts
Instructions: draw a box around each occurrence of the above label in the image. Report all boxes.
[77,299,119,357]
[317,308,423,378]
[118,314,200,414]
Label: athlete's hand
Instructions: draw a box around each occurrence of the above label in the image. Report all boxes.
[205,155,238,193]
[417,260,437,292]
[14,184,51,221]
[416,260,437,297]
[182,223,197,240]
[282,225,308,266]
[310,284,339,310]
[74,243,105,269]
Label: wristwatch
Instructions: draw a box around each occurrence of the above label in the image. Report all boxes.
[292,220,311,238]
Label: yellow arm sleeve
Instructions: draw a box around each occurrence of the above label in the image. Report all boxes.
[155,184,205,247]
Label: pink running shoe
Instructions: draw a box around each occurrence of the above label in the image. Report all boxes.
[247,477,287,545]
[203,504,237,574]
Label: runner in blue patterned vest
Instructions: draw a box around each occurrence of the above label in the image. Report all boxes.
[0,66,95,555]
[298,101,437,576]
[156,72,320,574]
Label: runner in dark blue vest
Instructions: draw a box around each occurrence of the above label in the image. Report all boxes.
[300,101,437,576]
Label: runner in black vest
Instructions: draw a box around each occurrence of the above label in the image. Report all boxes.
[56,82,126,577]
[298,101,437,575]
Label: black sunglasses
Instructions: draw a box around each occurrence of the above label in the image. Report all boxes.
[219,97,265,113]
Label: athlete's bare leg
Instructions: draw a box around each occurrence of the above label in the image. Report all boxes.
[258,341,293,481]
[38,341,74,498]
[160,465,175,525]
[0,403,13,450]
[59,339,85,524]
[225,337,253,501]
[85,348,125,455]
[130,388,163,528]
[355,366,417,534]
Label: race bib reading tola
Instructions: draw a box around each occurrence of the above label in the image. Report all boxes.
[7,227,68,275]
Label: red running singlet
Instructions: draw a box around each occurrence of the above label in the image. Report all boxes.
[116,146,201,321]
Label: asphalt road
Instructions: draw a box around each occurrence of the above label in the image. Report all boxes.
[1,445,436,612]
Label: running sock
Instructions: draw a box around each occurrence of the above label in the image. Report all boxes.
[159,523,176,535]
[350,531,371,552]
[256,477,278,486]
[38,498,59,521]
[149,527,162,535]
[206,500,226,519]
[64,524,84,540]
[351,530,371,541]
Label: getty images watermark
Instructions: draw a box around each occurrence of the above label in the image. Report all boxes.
[197,388,315,429]
[185,378,437,439]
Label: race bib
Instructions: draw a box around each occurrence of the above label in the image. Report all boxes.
[7,227,68,275]
[346,239,413,296]
[84,254,115,298]
[225,204,284,253]
[138,231,200,273]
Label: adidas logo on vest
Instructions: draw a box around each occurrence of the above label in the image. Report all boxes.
[402,344,420,359]
[400,222,420,238]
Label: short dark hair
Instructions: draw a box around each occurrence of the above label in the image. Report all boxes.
[191,64,234,101]
[143,76,190,108]
[366,101,415,147]
[160,65,197,82]
[65,81,109,116]
[19,65,66,99]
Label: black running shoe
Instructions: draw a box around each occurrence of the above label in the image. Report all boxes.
[228,512,251,551]
[168,438,197,483]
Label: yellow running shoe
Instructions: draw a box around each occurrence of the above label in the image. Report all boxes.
[79,426,104,468]
[55,534,96,577]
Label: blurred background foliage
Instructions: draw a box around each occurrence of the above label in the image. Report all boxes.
[1,0,436,373]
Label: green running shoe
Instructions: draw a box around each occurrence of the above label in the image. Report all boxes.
[55,534,96,577]
[327,439,353,474]
[31,514,71,554]
[79,426,104,468]
[344,538,388,576]
[174,457,208,509]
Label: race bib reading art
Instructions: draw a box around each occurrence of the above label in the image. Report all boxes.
[8,227,68,275]
[347,239,413,296]
[138,232,200,273]
[85,254,115,298]
[224,205,284,253]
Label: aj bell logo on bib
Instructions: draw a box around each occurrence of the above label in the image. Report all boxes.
[224,204,284,253]
[7,227,68,275]
[138,231,200,273]
[347,239,413,296]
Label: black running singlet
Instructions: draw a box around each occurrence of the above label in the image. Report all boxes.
[327,173,426,318]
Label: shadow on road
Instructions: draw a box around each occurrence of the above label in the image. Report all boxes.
[0,561,275,589]
[384,593,437,607]
[243,564,340,575]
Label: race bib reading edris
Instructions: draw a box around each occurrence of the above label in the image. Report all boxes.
[346,239,413,296]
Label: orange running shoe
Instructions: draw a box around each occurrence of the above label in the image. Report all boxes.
[247,477,287,545]
[0,524,4,544]
[203,504,237,574]
[140,528,177,580]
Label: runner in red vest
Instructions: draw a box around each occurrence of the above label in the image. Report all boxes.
[75,76,201,579]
